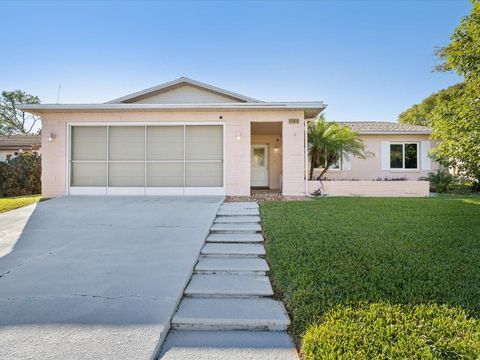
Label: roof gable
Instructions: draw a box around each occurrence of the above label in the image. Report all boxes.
[107,77,261,104]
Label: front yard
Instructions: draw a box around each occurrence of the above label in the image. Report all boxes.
[261,196,480,358]
[0,195,41,213]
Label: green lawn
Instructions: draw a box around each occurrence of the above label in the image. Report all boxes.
[260,196,480,358]
[0,195,42,213]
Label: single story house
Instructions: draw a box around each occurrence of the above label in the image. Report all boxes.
[0,135,41,162]
[19,77,436,197]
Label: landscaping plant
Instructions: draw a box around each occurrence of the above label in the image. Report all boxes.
[302,303,480,359]
[426,168,454,193]
[0,153,41,197]
[308,116,368,181]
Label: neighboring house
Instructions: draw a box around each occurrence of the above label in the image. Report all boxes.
[314,122,438,181]
[0,135,41,162]
[19,77,435,198]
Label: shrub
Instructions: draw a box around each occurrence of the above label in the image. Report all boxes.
[302,303,480,360]
[426,169,454,193]
[373,176,408,181]
[0,153,41,197]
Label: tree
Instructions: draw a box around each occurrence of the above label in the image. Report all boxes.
[435,0,480,80]
[397,1,480,185]
[398,83,464,126]
[431,1,480,184]
[308,116,368,180]
[0,90,41,135]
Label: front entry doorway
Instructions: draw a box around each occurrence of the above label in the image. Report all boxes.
[251,145,269,188]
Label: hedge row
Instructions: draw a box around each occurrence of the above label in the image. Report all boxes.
[302,303,480,359]
[0,153,41,197]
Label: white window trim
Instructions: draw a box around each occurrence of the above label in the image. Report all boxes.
[66,122,226,196]
[389,142,420,171]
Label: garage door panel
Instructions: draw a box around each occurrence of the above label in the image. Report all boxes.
[109,162,145,187]
[109,126,145,161]
[186,162,223,187]
[71,126,107,161]
[186,142,223,161]
[71,162,107,187]
[147,126,184,161]
[146,162,184,187]
[185,126,223,160]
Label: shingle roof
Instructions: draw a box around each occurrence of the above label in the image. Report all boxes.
[335,121,431,134]
[0,135,41,150]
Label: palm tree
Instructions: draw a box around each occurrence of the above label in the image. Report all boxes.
[308,116,368,180]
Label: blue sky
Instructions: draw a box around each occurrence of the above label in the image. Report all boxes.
[0,0,471,121]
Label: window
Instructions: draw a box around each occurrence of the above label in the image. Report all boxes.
[390,143,418,169]
[330,157,341,170]
[316,149,341,170]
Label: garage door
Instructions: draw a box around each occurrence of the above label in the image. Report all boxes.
[69,124,224,195]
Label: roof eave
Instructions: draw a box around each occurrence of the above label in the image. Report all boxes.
[18,102,326,115]
[356,131,432,135]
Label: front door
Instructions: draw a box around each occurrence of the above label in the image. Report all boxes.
[251,145,269,187]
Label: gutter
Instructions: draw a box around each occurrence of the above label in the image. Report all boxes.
[17,102,326,114]
[355,131,432,135]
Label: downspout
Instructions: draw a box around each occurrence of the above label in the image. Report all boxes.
[304,118,310,196]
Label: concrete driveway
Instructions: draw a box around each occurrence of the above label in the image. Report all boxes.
[0,196,223,360]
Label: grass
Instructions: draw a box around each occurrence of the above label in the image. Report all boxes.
[260,196,480,357]
[0,195,42,213]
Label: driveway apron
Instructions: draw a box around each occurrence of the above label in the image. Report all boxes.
[0,196,222,360]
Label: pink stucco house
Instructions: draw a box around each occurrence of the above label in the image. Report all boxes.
[20,78,435,197]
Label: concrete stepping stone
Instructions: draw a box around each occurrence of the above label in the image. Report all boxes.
[171,298,290,331]
[195,257,269,275]
[206,233,264,243]
[201,243,265,256]
[185,274,273,297]
[210,223,262,233]
[214,216,260,223]
[221,202,258,209]
[160,330,298,360]
[217,208,260,216]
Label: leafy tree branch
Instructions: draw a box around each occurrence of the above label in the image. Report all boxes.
[0,90,40,135]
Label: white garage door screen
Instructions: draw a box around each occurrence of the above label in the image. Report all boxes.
[67,123,225,195]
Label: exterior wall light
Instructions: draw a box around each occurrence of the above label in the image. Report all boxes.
[235,132,242,141]
[48,133,56,143]
[274,145,279,153]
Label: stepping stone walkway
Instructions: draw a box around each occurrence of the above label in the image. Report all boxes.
[159,201,298,359]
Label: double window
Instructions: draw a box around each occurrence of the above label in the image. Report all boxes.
[390,143,418,169]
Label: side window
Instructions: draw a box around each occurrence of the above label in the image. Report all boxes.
[390,143,418,169]
[404,143,418,169]
[390,144,403,169]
